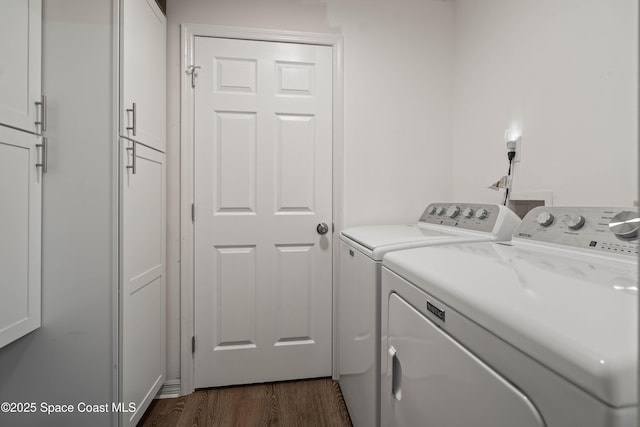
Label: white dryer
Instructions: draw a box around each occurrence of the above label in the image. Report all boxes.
[338,203,520,427]
[381,206,638,427]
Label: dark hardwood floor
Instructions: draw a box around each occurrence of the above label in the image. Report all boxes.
[138,378,352,426]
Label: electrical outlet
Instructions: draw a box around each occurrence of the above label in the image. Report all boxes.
[506,136,522,162]
[513,136,522,162]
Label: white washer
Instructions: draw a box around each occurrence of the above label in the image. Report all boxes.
[381,207,638,427]
[339,203,520,427]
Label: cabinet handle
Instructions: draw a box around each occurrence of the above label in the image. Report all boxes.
[126,140,137,175]
[126,102,137,136]
[35,137,48,173]
[35,95,47,132]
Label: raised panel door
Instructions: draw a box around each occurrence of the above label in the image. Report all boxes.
[193,37,333,387]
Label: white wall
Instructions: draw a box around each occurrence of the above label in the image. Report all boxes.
[451,0,638,206]
[0,1,116,426]
[165,0,455,381]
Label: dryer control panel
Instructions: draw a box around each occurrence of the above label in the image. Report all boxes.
[419,203,503,233]
[513,206,639,257]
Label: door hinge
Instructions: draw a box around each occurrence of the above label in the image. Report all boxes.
[191,203,195,222]
[332,223,335,233]
[186,65,201,88]
[192,336,196,354]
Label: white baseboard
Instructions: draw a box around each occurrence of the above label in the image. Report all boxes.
[155,379,182,399]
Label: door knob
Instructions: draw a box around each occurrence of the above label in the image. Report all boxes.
[316,222,329,235]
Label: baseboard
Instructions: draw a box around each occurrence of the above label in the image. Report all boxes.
[155,379,181,399]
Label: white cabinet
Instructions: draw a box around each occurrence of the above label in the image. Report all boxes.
[0,126,42,348]
[119,0,167,424]
[0,0,42,134]
[120,139,166,427]
[0,0,42,349]
[121,0,166,152]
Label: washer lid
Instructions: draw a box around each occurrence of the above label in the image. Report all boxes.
[383,242,638,407]
[340,225,482,261]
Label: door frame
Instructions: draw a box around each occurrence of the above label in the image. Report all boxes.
[179,24,344,395]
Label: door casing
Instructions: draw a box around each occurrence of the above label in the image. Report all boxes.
[179,24,344,395]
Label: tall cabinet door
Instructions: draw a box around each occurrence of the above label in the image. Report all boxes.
[121,0,166,151]
[120,139,166,427]
[0,126,42,348]
[0,0,41,134]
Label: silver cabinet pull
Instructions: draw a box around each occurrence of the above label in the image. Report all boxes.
[35,95,47,132]
[126,102,137,136]
[126,140,137,175]
[35,137,48,173]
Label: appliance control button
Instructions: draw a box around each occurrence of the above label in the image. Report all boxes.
[436,207,446,216]
[564,214,585,230]
[462,208,474,218]
[428,206,437,215]
[609,211,639,239]
[536,212,555,227]
[446,205,460,218]
[475,208,488,220]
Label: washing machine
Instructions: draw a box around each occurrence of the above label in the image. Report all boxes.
[381,206,638,427]
[338,202,521,427]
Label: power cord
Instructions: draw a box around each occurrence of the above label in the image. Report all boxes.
[504,148,516,205]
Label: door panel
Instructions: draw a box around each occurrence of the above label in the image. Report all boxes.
[194,37,333,387]
[121,140,165,426]
[214,111,257,214]
[0,126,41,348]
[0,0,41,133]
[121,0,166,151]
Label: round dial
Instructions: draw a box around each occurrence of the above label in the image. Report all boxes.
[563,214,585,230]
[446,205,460,218]
[428,206,437,215]
[609,211,639,239]
[475,208,488,220]
[436,207,446,216]
[462,208,474,218]
[536,212,554,227]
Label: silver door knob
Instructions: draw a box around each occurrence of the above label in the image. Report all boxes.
[316,223,329,235]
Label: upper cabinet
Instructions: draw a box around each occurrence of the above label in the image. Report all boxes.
[121,0,166,152]
[0,0,42,134]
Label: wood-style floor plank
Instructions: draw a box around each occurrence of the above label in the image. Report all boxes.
[138,378,352,427]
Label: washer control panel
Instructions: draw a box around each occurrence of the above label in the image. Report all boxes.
[419,203,501,233]
[514,206,639,257]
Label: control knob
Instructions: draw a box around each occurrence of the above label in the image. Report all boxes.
[462,208,474,218]
[475,208,488,220]
[428,206,437,215]
[563,214,585,230]
[536,212,554,227]
[446,205,460,218]
[609,211,639,239]
[436,207,446,216]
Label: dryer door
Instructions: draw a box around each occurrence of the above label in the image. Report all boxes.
[385,293,545,427]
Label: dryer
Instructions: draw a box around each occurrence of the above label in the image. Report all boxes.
[381,206,638,427]
[338,203,520,427]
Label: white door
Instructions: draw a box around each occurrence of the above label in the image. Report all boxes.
[0,0,41,134]
[120,0,166,152]
[193,37,333,387]
[0,126,41,348]
[121,139,166,426]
